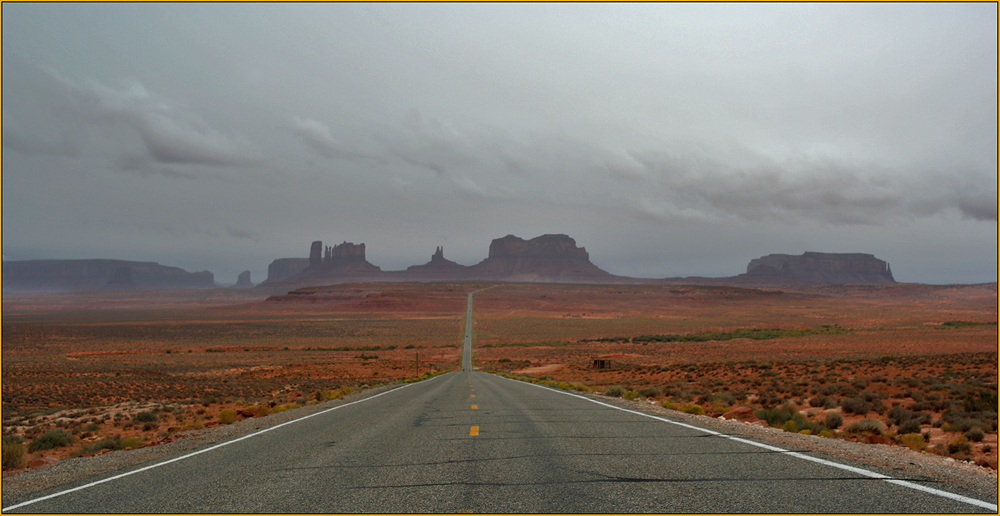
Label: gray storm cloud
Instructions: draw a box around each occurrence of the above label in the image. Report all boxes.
[290,116,380,162]
[1,123,78,157]
[41,70,255,168]
[363,110,997,226]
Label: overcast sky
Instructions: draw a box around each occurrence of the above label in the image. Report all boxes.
[2,3,996,285]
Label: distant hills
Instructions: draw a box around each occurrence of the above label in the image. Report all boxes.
[2,234,897,293]
[2,259,214,293]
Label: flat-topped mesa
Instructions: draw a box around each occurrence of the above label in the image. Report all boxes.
[743,252,895,284]
[265,258,309,284]
[472,234,620,282]
[487,234,590,260]
[2,259,215,293]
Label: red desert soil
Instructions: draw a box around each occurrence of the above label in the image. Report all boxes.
[2,281,996,471]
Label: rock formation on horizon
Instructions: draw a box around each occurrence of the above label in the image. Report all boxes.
[261,236,901,292]
[467,234,621,283]
[264,258,310,284]
[406,246,469,277]
[234,270,254,288]
[264,234,630,288]
[2,259,215,293]
[264,240,384,288]
[322,241,369,267]
[736,252,895,285]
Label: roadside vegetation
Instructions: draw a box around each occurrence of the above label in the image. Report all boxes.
[1,368,453,470]
[588,325,849,344]
[492,352,997,469]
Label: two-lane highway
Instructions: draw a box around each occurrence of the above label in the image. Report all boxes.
[462,286,495,372]
[3,286,995,513]
[5,371,995,512]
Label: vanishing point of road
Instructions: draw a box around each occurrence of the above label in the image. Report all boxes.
[3,286,996,513]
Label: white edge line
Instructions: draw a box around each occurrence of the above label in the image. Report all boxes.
[2,374,448,512]
[505,375,999,512]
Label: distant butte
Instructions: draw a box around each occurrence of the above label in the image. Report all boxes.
[661,252,896,287]
[405,246,469,278]
[467,234,630,283]
[738,252,895,285]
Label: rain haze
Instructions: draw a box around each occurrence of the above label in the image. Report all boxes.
[2,3,996,285]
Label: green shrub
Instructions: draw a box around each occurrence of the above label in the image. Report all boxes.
[899,433,927,451]
[661,400,680,410]
[755,408,794,428]
[604,386,626,398]
[29,430,73,452]
[845,418,884,435]
[121,437,142,448]
[623,390,639,400]
[898,418,922,435]
[859,389,881,402]
[77,437,125,456]
[2,437,27,468]
[840,398,871,415]
[948,439,972,455]
[825,412,843,429]
[809,396,837,409]
[218,409,238,425]
[680,404,705,415]
[709,392,736,406]
[638,387,661,398]
[782,420,798,432]
[134,411,158,423]
[964,427,986,442]
[945,418,991,433]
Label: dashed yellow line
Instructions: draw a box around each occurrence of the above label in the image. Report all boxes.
[471,404,478,409]
[469,425,479,436]
[471,394,476,398]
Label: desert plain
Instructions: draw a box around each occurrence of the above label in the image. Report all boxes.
[2,281,997,473]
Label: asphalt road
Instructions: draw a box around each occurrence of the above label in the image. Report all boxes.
[4,372,996,513]
[461,286,494,373]
[4,286,996,513]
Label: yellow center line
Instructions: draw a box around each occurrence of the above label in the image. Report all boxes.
[471,394,476,398]
[469,425,479,436]
[471,404,478,409]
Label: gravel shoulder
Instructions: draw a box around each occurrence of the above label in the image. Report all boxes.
[1,385,399,503]
[3,382,997,507]
[601,394,999,503]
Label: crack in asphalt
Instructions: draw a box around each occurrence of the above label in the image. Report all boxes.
[344,476,896,489]
[273,448,819,471]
